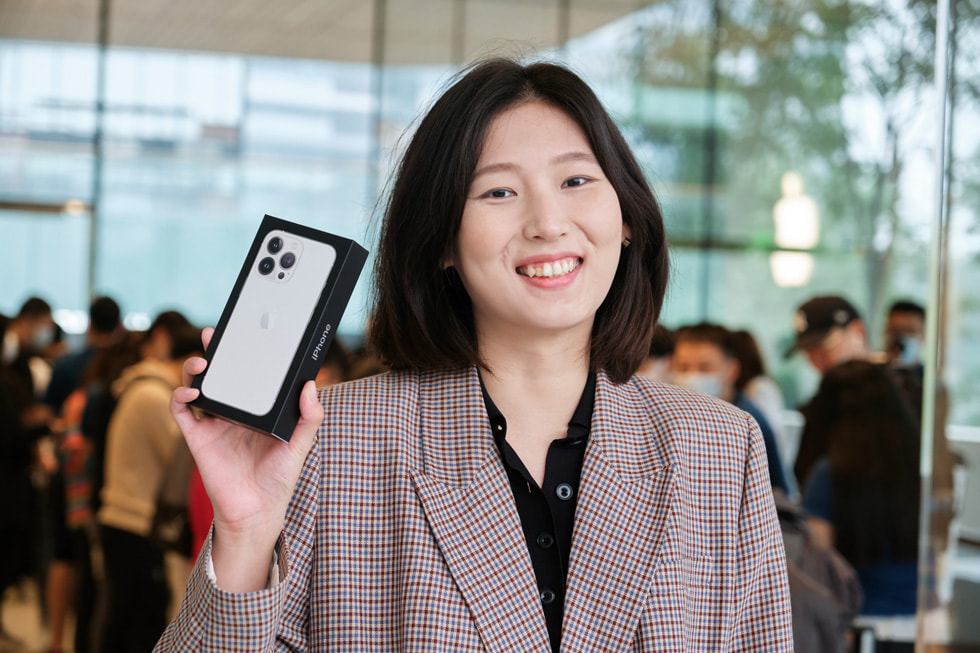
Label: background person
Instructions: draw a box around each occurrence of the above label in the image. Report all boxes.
[97,323,202,653]
[42,295,123,653]
[883,299,925,368]
[801,360,921,651]
[786,295,876,487]
[672,322,790,494]
[731,327,796,494]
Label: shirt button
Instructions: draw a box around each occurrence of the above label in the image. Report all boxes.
[540,589,556,605]
[556,483,574,501]
[536,533,554,549]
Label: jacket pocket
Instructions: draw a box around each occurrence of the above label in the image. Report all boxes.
[633,555,716,651]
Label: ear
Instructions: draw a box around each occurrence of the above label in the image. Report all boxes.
[622,224,632,243]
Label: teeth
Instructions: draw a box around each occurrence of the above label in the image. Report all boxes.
[518,258,580,278]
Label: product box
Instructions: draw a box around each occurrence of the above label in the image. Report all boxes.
[190,214,368,441]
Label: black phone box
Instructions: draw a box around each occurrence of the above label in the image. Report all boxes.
[190,214,368,441]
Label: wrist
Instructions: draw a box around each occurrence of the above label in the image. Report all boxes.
[210,524,282,593]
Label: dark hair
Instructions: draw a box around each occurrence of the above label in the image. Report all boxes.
[369,59,669,383]
[730,329,766,393]
[170,326,205,360]
[146,310,191,342]
[888,299,925,319]
[89,296,121,335]
[674,323,735,359]
[649,324,676,358]
[81,331,144,388]
[808,361,920,566]
[17,296,52,319]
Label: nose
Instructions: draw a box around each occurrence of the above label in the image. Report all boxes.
[522,186,568,241]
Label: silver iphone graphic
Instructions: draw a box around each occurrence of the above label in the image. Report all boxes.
[201,229,337,416]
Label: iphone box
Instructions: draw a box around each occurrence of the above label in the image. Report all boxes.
[190,215,368,441]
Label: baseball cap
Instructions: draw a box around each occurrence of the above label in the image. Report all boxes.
[785,295,861,357]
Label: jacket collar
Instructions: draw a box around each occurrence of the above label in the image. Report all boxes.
[411,367,673,652]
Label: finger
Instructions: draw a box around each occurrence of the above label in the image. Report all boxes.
[202,326,215,351]
[170,386,202,434]
[290,381,323,455]
[182,356,208,387]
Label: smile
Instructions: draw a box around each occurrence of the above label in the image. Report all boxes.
[516,257,581,279]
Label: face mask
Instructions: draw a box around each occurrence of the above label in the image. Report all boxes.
[895,335,922,366]
[672,371,724,398]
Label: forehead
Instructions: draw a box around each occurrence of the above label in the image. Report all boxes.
[673,340,727,364]
[887,311,924,333]
[478,100,593,161]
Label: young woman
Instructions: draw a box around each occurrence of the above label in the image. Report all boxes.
[801,360,921,651]
[157,59,791,652]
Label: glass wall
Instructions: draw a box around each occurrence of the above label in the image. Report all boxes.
[2,0,978,647]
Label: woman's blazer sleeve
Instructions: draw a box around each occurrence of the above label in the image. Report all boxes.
[729,414,794,650]
[153,432,321,652]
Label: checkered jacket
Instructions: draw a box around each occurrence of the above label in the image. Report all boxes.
[156,367,793,652]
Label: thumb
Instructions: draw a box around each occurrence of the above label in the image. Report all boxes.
[289,381,322,456]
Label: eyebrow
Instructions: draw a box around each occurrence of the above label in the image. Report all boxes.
[471,150,599,181]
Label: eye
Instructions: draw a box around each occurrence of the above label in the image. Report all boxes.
[481,188,515,199]
[562,176,591,188]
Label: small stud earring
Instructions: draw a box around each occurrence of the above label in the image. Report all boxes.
[622,236,632,248]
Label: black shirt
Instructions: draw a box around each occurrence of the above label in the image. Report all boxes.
[479,372,596,653]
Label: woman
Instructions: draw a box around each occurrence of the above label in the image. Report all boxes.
[801,360,921,651]
[157,59,791,652]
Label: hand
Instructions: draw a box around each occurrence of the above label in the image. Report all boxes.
[169,327,323,591]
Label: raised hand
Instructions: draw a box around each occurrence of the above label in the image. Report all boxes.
[169,327,323,592]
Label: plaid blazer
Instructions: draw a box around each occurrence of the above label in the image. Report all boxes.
[157,367,792,652]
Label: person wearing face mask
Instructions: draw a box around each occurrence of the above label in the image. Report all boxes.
[2,297,58,400]
[883,300,925,369]
[672,323,789,494]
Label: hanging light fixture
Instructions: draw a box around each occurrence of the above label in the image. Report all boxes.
[770,171,820,286]
[769,251,815,287]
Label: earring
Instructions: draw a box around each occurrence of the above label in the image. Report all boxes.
[622,236,632,248]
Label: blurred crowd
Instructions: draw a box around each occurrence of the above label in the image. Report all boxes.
[0,292,958,653]
[0,296,385,653]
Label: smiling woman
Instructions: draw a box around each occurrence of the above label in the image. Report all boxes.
[157,59,792,653]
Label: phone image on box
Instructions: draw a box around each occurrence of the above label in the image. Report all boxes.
[200,228,337,416]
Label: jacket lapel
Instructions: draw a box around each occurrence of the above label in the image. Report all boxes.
[411,368,551,653]
[561,374,674,652]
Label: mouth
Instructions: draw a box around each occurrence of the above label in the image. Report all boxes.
[516,257,582,279]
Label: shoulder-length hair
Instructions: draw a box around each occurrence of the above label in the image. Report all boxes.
[369,58,669,383]
[813,361,921,566]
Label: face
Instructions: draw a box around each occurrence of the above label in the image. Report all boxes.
[802,323,866,373]
[448,101,627,346]
[671,340,738,399]
[884,311,925,362]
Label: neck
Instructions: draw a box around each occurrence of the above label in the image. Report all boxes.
[478,323,590,386]
[479,330,590,433]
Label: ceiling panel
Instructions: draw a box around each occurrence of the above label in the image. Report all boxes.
[0,0,647,63]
